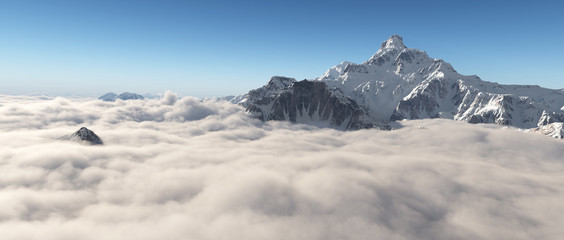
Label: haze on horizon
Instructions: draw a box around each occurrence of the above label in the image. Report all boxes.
[1,0,563,97]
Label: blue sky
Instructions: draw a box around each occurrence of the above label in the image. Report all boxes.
[1,0,563,97]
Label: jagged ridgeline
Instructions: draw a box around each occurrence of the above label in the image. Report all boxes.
[231,35,564,137]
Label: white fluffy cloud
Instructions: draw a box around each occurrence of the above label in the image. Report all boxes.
[0,94,563,240]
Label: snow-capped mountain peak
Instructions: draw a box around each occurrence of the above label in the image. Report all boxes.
[363,35,429,68]
[380,34,406,50]
[231,35,564,137]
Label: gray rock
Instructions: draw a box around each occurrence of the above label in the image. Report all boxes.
[247,80,374,130]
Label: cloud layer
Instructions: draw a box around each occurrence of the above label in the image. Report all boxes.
[1,94,563,240]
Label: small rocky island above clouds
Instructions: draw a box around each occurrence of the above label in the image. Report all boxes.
[231,35,564,138]
[59,127,104,145]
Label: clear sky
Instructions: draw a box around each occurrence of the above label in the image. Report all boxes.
[1,0,563,97]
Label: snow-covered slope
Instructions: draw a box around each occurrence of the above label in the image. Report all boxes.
[233,35,564,135]
[529,122,564,139]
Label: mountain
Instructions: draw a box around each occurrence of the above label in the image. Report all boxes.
[99,92,145,101]
[99,92,118,101]
[117,92,144,100]
[59,127,104,145]
[232,35,564,135]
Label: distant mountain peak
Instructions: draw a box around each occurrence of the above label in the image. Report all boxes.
[381,35,406,49]
[99,92,117,101]
[99,92,144,102]
[117,92,144,100]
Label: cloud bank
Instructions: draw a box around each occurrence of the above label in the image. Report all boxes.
[0,94,563,240]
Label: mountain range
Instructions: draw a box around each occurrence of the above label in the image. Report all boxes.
[99,92,145,101]
[231,35,564,138]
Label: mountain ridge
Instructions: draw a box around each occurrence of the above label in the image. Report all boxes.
[232,35,564,136]
[99,92,145,102]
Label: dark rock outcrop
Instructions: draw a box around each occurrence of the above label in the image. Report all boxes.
[247,80,373,130]
[60,127,104,145]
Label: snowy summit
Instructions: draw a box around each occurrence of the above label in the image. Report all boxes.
[232,35,564,137]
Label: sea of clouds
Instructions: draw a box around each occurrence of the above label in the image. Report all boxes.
[1,92,563,240]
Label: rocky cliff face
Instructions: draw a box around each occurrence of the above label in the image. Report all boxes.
[246,80,375,130]
[232,35,564,136]
[538,110,564,127]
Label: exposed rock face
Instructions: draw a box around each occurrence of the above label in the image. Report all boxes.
[247,80,374,130]
[538,110,564,127]
[99,92,144,101]
[61,127,104,145]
